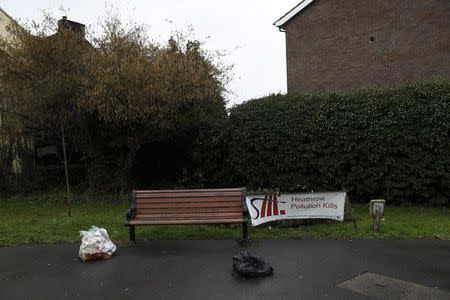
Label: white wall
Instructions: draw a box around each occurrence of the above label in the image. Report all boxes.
[0,8,14,42]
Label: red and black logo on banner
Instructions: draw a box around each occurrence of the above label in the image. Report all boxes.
[250,193,286,220]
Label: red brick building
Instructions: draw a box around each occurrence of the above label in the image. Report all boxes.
[275,0,450,93]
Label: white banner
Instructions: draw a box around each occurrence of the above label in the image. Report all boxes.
[246,192,346,226]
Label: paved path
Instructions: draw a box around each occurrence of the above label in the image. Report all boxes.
[0,240,449,299]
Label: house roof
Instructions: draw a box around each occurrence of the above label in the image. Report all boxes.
[274,0,316,28]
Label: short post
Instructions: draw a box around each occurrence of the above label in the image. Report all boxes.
[370,199,385,231]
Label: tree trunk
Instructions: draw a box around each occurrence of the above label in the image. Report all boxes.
[61,125,72,217]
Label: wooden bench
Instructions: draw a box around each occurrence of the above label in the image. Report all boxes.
[125,188,248,243]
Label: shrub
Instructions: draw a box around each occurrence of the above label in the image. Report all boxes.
[227,80,450,205]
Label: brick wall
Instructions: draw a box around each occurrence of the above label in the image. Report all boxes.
[283,0,450,93]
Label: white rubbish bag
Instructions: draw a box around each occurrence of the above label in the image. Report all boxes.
[79,226,117,262]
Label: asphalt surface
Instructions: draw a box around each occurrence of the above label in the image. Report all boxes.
[0,240,449,299]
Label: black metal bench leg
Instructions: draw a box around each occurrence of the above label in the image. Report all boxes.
[242,222,248,241]
[129,226,136,245]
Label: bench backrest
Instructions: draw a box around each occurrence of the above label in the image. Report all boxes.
[132,188,246,222]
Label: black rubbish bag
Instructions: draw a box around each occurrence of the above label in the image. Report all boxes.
[233,251,273,277]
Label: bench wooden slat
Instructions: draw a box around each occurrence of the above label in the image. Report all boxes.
[135,207,244,214]
[135,188,242,194]
[136,202,242,209]
[135,196,241,203]
[129,218,245,225]
[136,192,242,198]
[135,212,243,219]
[134,216,244,222]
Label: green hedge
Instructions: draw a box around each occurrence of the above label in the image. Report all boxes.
[227,80,450,205]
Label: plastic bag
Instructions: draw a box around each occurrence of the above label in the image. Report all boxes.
[233,251,273,277]
[79,226,116,262]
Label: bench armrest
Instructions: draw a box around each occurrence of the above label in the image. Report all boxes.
[126,190,137,223]
[126,208,136,221]
[241,188,249,219]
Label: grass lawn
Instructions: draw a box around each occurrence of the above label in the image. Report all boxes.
[0,192,449,246]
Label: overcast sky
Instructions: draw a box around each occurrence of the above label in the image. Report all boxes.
[1,0,300,105]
